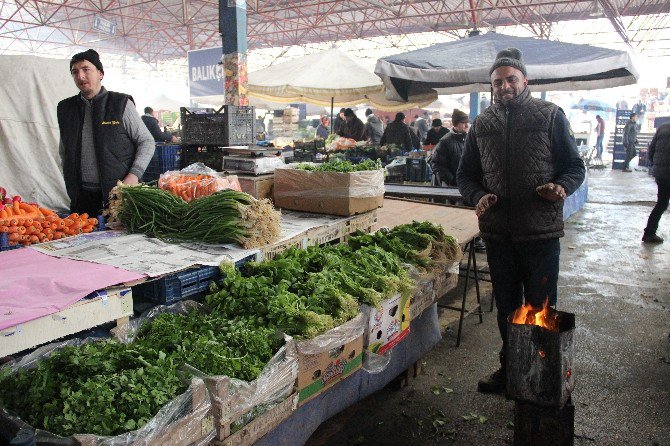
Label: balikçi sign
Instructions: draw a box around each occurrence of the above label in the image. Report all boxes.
[187,46,224,98]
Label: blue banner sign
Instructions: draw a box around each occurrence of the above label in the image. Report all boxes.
[187,47,224,98]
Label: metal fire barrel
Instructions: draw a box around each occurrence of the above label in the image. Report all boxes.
[506,310,575,408]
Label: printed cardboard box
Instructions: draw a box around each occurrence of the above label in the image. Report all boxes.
[364,293,411,355]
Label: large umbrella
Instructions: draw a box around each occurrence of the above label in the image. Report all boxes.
[570,98,616,113]
[247,47,437,113]
[375,32,639,100]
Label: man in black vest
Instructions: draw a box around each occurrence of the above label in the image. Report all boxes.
[58,49,155,216]
[457,48,585,394]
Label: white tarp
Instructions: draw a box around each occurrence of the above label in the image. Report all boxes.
[0,55,77,211]
[248,47,437,112]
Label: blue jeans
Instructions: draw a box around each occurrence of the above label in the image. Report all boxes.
[595,133,604,158]
[485,238,561,362]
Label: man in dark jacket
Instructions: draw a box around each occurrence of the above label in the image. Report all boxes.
[424,118,448,146]
[380,112,414,151]
[364,108,384,145]
[141,107,177,143]
[642,122,670,244]
[58,49,155,216]
[457,48,585,394]
[430,111,469,186]
[333,108,346,135]
[622,113,639,172]
[338,108,366,141]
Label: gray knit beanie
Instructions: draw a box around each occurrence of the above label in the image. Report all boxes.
[489,47,527,77]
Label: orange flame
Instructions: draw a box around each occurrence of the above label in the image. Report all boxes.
[511,299,559,332]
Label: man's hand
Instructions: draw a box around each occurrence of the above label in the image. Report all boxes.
[536,183,566,202]
[122,173,140,185]
[475,193,497,217]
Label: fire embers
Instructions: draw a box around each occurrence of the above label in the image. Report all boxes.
[510,299,559,332]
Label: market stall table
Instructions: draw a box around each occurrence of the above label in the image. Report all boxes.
[384,184,465,205]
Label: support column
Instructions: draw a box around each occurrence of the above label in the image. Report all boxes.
[470,92,480,121]
[219,0,249,106]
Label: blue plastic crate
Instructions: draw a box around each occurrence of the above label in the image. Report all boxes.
[143,144,182,182]
[132,255,253,305]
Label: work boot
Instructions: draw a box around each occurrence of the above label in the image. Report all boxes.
[477,367,506,394]
[642,233,664,244]
[622,168,632,172]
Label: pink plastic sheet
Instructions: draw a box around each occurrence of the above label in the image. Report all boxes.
[0,248,144,330]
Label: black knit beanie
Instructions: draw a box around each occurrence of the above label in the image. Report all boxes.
[451,109,469,125]
[71,49,104,73]
[489,47,526,77]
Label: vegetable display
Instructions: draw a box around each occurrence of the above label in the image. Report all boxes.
[158,172,241,202]
[108,184,281,248]
[295,159,382,173]
[0,190,97,246]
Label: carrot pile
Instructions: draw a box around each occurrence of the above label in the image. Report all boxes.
[158,172,241,202]
[0,189,97,247]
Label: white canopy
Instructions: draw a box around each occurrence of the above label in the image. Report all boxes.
[0,55,76,211]
[146,94,187,111]
[248,47,437,112]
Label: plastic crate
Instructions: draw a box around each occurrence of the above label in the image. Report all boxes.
[132,255,253,305]
[405,158,430,182]
[143,144,181,182]
[181,146,224,171]
[181,105,255,146]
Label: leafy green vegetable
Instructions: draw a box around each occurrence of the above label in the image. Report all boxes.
[295,159,382,172]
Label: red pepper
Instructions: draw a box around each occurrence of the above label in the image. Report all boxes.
[2,198,11,205]
[12,195,21,203]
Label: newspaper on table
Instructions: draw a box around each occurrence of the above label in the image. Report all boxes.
[31,211,351,277]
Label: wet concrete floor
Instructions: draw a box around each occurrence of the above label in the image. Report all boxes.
[306,164,670,446]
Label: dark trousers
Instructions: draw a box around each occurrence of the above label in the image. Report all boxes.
[645,177,670,235]
[595,134,604,158]
[71,189,104,217]
[485,238,561,364]
[623,145,636,169]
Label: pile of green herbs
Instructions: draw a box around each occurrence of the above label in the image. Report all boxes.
[294,159,382,173]
[206,242,412,339]
[0,310,283,437]
[107,185,281,248]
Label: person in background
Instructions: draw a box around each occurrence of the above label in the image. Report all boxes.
[430,110,469,186]
[58,49,154,217]
[480,95,491,111]
[642,121,670,244]
[315,115,330,139]
[384,115,391,126]
[424,118,448,146]
[141,107,177,143]
[333,108,346,135]
[380,112,414,151]
[415,111,430,143]
[594,114,605,159]
[457,47,585,394]
[364,108,384,145]
[616,99,629,111]
[622,113,638,172]
[338,108,366,141]
[632,100,646,131]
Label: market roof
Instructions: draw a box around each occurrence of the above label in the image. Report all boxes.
[1,0,669,64]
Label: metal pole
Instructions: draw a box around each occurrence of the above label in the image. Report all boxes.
[330,97,334,133]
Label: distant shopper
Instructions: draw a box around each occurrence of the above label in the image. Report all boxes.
[315,115,330,139]
[622,113,638,172]
[333,108,346,135]
[430,110,469,186]
[594,114,605,159]
[642,122,670,244]
[58,49,154,216]
[415,111,430,143]
[141,107,176,143]
[380,112,414,151]
[480,95,491,112]
[632,100,646,131]
[424,118,448,146]
[364,108,384,145]
[338,108,366,141]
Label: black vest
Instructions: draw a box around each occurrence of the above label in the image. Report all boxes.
[474,88,564,242]
[57,88,135,208]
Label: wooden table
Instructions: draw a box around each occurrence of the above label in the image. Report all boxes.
[376,197,483,347]
[384,184,465,206]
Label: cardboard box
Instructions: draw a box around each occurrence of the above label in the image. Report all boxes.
[215,393,298,446]
[364,293,411,355]
[295,315,365,404]
[409,261,460,320]
[273,166,384,216]
[237,174,274,199]
[0,287,133,357]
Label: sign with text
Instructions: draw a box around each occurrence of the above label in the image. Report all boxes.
[187,46,224,98]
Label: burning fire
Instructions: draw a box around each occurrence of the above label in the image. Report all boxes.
[511,299,559,332]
